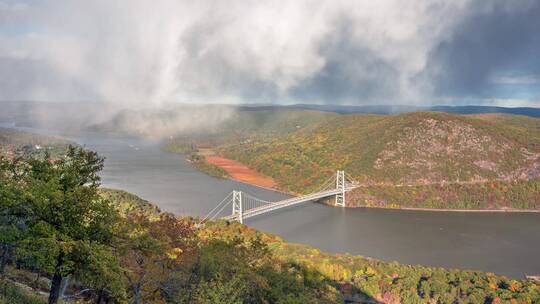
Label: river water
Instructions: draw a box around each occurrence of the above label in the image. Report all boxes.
[20,130,540,278]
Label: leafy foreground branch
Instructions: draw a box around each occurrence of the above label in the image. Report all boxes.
[1,147,539,303]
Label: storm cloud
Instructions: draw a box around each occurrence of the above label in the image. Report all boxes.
[420,1,540,104]
[0,0,539,107]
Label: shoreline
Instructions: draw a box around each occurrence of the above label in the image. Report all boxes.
[190,150,540,214]
[351,205,540,213]
[225,177,540,214]
[216,172,540,213]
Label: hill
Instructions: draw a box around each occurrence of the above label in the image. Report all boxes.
[220,112,540,209]
[0,128,73,158]
[163,107,338,148]
[89,105,339,141]
[161,108,338,178]
[288,104,540,117]
[471,113,540,133]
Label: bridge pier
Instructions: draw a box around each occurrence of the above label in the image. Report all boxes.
[232,190,243,223]
[335,170,346,207]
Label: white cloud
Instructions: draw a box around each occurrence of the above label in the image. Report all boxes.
[0,0,537,106]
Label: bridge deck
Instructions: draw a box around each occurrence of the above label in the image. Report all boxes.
[223,186,356,221]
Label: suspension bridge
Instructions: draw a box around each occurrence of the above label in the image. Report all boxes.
[200,171,358,224]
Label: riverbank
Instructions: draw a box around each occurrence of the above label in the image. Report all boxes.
[202,149,277,189]
[315,195,540,212]
[196,151,540,213]
[187,153,229,178]
[351,205,540,213]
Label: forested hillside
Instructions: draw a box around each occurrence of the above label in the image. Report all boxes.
[163,108,338,151]
[221,112,540,209]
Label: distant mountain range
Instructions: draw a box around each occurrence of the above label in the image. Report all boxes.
[1,101,539,140]
[284,104,540,117]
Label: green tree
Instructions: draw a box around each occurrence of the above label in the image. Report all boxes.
[0,156,26,274]
[9,146,120,304]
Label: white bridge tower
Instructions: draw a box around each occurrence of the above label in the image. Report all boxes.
[335,170,346,207]
[232,190,243,223]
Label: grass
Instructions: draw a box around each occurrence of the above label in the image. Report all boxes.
[0,279,45,304]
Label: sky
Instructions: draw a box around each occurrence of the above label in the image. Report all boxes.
[0,0,539,108]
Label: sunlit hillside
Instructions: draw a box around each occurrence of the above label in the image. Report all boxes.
[221,112,540,209]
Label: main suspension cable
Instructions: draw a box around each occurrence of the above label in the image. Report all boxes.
[199,191,233,224]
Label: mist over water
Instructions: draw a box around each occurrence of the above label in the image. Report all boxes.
[0,101,237,139]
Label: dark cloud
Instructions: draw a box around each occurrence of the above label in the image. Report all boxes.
[421,1,540,99]
[290,18,402,104]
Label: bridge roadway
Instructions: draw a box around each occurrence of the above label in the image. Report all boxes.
[223,186,357,221]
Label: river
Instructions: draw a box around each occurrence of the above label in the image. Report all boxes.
[16,129,540,278]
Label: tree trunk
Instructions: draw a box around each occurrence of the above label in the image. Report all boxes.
[132,282,143,304]
[0,243,9,274]
[96,289,104,304]
[48,253,64,304]
[48,272,63,304]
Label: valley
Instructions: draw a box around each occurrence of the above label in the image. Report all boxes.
[3,2,540,302]
[1,109,540,303]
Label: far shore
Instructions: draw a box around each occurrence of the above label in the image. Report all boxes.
[219,174,540,214]
[196,150,540,214]
[351,205,540,213]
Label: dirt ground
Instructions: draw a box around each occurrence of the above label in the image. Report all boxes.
[205,155,276,189]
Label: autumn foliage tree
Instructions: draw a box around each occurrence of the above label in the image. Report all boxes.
[117,213,196,304]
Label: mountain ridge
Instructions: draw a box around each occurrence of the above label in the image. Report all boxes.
[220,112,540,209]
